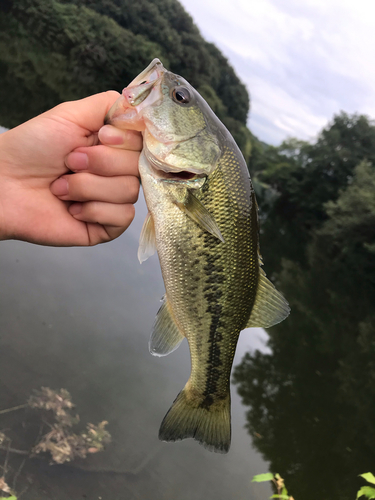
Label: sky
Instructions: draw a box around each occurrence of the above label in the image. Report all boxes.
[178,0,375,145]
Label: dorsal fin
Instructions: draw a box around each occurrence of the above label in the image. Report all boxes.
[138,212,157,264]
[150,296,185,356]
[246,269,290,329]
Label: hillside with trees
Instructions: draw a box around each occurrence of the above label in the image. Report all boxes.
[0,0,251,160]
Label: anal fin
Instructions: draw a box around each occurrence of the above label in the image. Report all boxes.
[150,297,184,356]
[246,269,290,329]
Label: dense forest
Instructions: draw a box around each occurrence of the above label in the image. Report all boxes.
[1,0,375,498]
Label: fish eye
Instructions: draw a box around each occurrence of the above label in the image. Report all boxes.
[172,87,191,104]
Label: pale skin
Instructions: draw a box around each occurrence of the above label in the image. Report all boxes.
[0,91,142,246]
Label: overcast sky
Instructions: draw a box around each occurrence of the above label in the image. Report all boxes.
[178,0,375,145]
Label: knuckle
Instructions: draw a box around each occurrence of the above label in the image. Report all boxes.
[126,176,140,202]
[125,204,136,225]
[86,201,102,222]
[72,173,91,200]
[106,90,120,100]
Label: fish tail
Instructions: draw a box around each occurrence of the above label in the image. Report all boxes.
[158,384,231,453]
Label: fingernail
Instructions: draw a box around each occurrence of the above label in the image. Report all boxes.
[66,152,88,171]
[51,178,68,196]
[69,203,82,215]
[98,125,124,145]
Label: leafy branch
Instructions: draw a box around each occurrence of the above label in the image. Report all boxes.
[0,387,111,465]
[357,473,375,499]
[252,473,294,500]
[252,471,375,500]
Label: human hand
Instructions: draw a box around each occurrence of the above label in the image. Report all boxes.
[0,91,141,246]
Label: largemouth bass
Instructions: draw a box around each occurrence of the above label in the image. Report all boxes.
[106,59,290,453]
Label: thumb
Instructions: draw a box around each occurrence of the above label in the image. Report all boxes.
[51,91,121,133]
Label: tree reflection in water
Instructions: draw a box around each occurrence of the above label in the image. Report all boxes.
[234,118,375,500]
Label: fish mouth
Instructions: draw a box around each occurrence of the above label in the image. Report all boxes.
[104,59,165,128]
[127,58,164,89]
[157,170,202,181]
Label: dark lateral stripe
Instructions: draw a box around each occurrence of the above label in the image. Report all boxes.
[201,233,226,408]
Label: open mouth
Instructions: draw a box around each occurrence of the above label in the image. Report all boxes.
[161,171,197,181]
[149,164,206,184]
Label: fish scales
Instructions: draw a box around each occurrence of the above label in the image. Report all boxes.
[149,145,258,402]
[105,58,290,453]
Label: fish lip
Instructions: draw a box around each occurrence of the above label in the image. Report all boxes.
[104,59,165,126]
[127,58,165,88]
[123,67,164,107]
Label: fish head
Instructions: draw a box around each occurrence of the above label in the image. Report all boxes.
[105,59,222,185]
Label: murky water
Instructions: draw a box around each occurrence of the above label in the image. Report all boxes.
[0,193,272,499]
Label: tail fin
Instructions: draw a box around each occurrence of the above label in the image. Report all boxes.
[158,386,231,453]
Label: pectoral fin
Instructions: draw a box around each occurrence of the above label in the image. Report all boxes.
[246,269,290,328]
[150,296,185,356]
[174,190,225,243]
[138,212,157,264]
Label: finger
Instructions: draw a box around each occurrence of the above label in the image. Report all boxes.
[69,201,136,232]
[65,146,140,177]
[98,125,143,150]
[51,173,140,204]
[53,91,121,133]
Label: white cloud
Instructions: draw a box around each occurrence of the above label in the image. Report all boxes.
[179,0,375,144]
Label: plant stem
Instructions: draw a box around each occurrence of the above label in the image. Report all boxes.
[0,404,28,415]
[0,445,29,456]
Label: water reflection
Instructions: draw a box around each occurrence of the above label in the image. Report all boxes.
[0,194,271,499]
[233,240,375,499]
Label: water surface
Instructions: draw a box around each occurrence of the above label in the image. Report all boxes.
[0,194,271,499]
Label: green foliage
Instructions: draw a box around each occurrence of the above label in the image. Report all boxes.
[253,113,375,273]
[0,0,251,159]
[316,160,375,283]
[357,474,375,500]
[357,487,375,500]
[360,474,375,486]
[252,472,375,499]
[0,0,164,126]
[252,473,275,483]
[252,473,293,500]
[59,0,249,123]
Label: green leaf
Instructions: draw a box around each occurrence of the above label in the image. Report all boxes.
[0,497,17,500]
[360,474,375,485]
[270,495,290,500]
[356,486,375,499]
[252,473,275,483]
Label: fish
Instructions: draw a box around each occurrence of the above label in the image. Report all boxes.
[105,59,290,453]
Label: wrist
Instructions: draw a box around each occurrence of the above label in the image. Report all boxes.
[0,132,12,241]
[0,192,9,241]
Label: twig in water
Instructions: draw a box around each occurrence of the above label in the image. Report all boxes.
[0,404,28,415]
[0,445,29,456]
[12,458,25,492]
